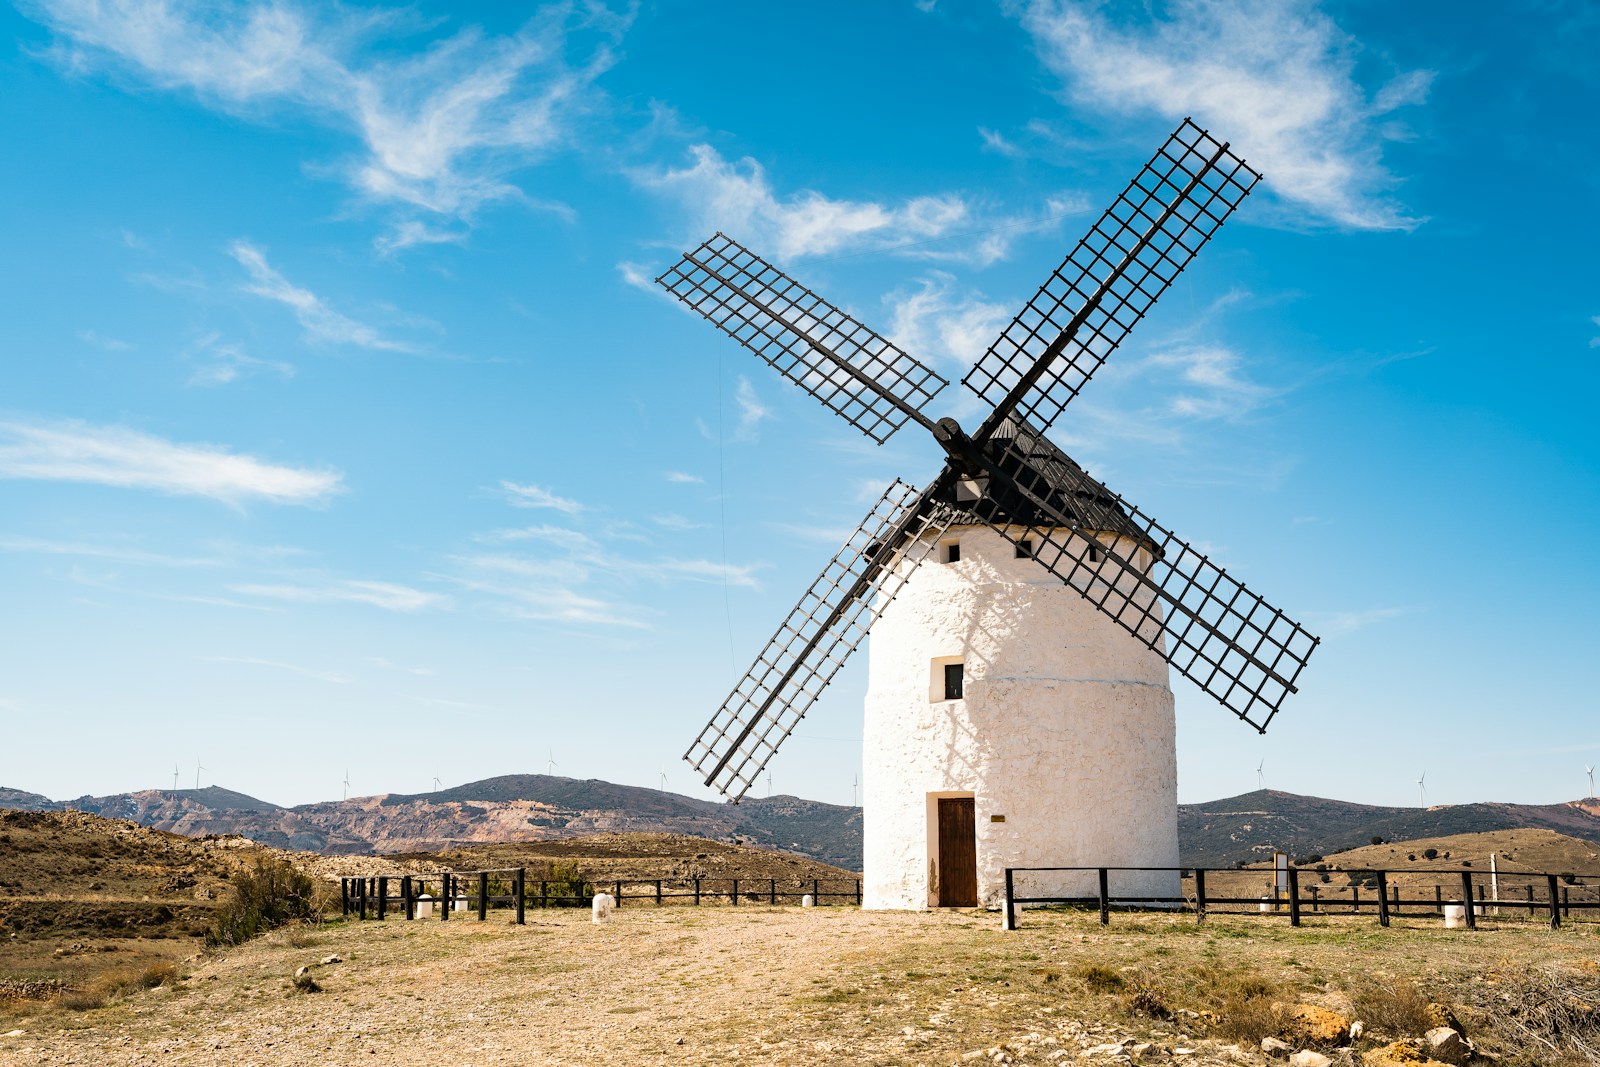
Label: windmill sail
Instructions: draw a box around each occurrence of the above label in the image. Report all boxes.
[686,479,957,799]
[657,233,948,443]
[964,421,1317,731]
[967,120,1260,439]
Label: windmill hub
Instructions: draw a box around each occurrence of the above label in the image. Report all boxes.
[655,120,1320,911]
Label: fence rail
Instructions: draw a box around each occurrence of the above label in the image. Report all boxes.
[337,872,863,923]
[1002,865,1600,931]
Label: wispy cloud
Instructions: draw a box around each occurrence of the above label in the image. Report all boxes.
[230,579,449,612]
[1590,313,1599,348]
[499,481,583,513]
[637,144,1058,265]
[1305,605,1421,637]
[212,655,353,685]
[665,470,703,484]
[732,375,771,439]
[0,417,341,505]
[185,331,295,386]
[0,535,219,567]
[230,242,414,351]
[1016,0,1431,230]
[651,513,706,531]
[1143,345,1278,420]
[77,329,132,351]
[884,272,1012,371]
[978,126,1022,157]
[28,2,625,242]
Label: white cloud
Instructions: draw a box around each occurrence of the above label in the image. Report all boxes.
[1016,0,1430,231]
[884,272,1012,371]
[212,655,353,684]
[28,1,620,236]
[230,579,449,612]
[1590,314,1599,348]
[665,470,703,484]
[1305,606,1419,637]
[978,127,1022,157]
[0,536,218,567]
[230,241,413,351]
[373,220,469,256]
[0,417,341,505]
[651,513,706,531]
[499,481,583,513]
[185,332,295,386]
[1145,345,1276,420]
[77,329,132,351]
[638,144,1045,265]
[733,376,771,439]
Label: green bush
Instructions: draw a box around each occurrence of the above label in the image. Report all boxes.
[208,857,318,946]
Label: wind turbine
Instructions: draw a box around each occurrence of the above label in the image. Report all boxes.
[1256,760,1265,791]
[194,760,205,790]
[343,770,351,801]
[767,769,773,798]
[659,769,669,791]
[432,771,443,792]
[546,750,557,776]
[1416,771,1427,807]
[171,764,179,791]
[1586,765,1595,799]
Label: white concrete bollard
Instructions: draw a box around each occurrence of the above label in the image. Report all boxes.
[1443,904,1466,929]
[415,894,434,919]
[801,894,814,908]
[1259,895,1273,913]
[592,892,615,924]
[453,897,468,912]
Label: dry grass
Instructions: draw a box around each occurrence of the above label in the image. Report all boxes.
[58,962,178,1012]
[3,906,1597,1066]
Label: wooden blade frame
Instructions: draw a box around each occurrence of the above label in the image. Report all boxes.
[967,119,1260,441]
[685,479,958,800]
[969,426,1318,731]
[657,233,947,444]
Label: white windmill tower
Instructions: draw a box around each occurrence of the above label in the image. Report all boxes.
[1256,760,1266,791]
[1417,771,1427,807]
[1586,765,1594,800]
[656,121,1320,910]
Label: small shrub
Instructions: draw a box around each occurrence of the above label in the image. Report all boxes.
[1423,848,1438,860]
[208,857,318,946]
[1357,979,1435,1036]
[60,962,177,1011]
[1124,981,1170,1018]
[1370,836,1384,846]
[1072,962,1125,993]
[1211,974,1281,1045]
[291,967,319,994]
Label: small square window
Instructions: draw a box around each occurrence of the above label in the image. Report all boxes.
[942,541,961,564]
[1087,545,1101,563]
[943,662,964,700]
[1015,540,1034,559]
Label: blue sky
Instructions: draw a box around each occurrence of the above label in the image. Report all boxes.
[2,0,1596,811]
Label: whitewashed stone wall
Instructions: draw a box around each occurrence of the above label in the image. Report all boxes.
[862,525,1180,910]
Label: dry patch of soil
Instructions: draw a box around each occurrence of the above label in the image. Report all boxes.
[4,907,1597,1066]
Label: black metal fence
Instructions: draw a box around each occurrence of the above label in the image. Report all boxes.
[338,872,862,922]
[1002,865,1600,931]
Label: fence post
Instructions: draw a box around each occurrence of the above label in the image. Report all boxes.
[1375,872,1390,927]
[540,879,548,909]
[1462,872,1476,930]
[614,880,622,908]
[403,875,414,920]
[1352,885,1359,912]
[1097,868,1110,926]
[1310,884,1319,912]
[1391,881,1400,916]
[477,872,488,921]
[1548,874,1561,930]
[732,878,739,905]
[1434,885,1442,912]
[341,878,349,917]
[1194,868,1207,924]
[655,879,662,906]
[1004,868,1017,931]
[516,868,526,925]
[813,878,820,906]
[358,877,367,920]
[694,877,701,907]
[377,876,388,921]
[1288,867,1302,927]
[1563,885,1570,919]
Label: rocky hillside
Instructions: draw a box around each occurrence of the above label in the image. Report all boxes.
[20,775,864,870]
[12,778,1600,873]
[1179,789,1600,868]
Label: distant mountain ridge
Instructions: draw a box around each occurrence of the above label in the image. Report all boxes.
[8,778,1600,872]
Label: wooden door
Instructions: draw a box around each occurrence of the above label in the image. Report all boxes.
[937,798,978,907]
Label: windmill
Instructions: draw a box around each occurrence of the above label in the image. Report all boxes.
[194,760,205,791]
[657,121,1319,909]
[546,750,558,776]
[432,771,443,792]
[660,769,669,791]
[1417,771,1427,807]
[1256,760,1266,791]
[1586,764,1594,800]
[343,770,351,802]
[171,764,179,792]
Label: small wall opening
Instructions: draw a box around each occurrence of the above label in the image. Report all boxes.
[1014,539,1034,559]
[929,655,965,702]
[941,539,961,564]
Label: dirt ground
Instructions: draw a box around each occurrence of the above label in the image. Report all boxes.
[4,905,1598,1067]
